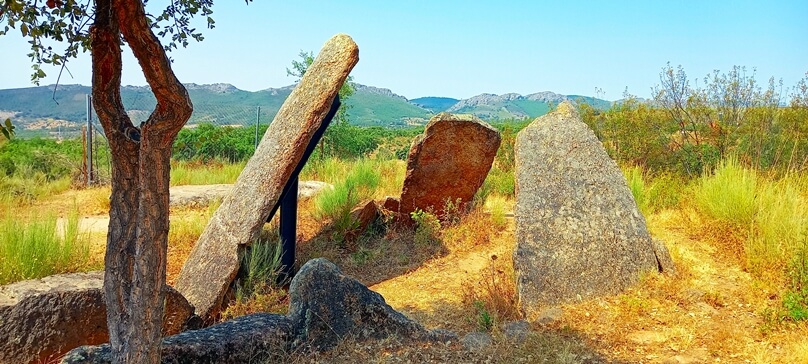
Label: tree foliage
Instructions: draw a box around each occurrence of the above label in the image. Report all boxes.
[1,118,15,140]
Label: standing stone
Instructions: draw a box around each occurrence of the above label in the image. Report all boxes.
[175,34,359,321]
[513,101,668,319]
[399,113,501,222]
[0,272,192,364]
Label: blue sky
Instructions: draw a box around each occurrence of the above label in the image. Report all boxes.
[1,0,806,100]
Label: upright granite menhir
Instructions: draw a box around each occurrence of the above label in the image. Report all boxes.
[175,34,359,320]
[399,113,501,222]
[513,101,671,319]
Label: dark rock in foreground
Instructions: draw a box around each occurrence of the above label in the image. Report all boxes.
[62,258,454,363]
[0,271,192,364]
[289,258,441,351]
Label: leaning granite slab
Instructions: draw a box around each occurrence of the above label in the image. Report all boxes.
[513,101,673,320]
[175,34,359,321]
[399,113,501,222]
[169,181,332,208]
[0,272,192,364]
[61,258,455,363]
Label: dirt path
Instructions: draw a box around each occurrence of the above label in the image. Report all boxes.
[371,218,515,332]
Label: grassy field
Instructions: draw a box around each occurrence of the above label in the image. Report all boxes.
[3,151,808,363]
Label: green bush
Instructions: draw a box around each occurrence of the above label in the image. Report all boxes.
[173,123,264,162]
[411,209,441,247]
[0,138,82,180]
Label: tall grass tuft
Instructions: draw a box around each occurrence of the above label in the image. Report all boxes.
[313,158,381,239]
[622,166,685,216]
[170,159,245,186]
[220,238,288,320]
[692,157,808,278]
[0,204,90,284]
[624,166,650,215]
[694,158,758,229]
[462,254,519,332]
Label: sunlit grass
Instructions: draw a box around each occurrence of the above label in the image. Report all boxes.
[0,202,92,285]
[690,158,808,279]
[170,159,245,186]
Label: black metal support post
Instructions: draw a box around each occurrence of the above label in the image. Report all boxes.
[272,95,341,283]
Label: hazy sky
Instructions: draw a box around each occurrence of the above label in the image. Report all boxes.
[1,0,806,100]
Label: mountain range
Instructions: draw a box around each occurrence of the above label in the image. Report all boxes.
[0,83,611,136]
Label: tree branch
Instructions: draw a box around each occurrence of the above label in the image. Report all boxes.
[114,0,192,142]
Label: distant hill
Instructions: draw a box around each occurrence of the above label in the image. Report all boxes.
[409,97,460,113]
[0,83,611,136]
[346,85,432,127]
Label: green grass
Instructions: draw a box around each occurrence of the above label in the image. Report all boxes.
[692,158,808,278]
[694,158,758,228]
[170,160,245,186]
[312,158,381,241]
[0,203,91,285]
[621,166,684,216]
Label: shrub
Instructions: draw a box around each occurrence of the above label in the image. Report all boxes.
[411,209,441,247]
[0,138,82,180]
[173,123,264,162]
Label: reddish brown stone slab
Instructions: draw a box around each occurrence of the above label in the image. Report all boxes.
[399,113,501,222]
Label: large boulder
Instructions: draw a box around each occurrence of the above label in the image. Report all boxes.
[175,34,359,321]
[399,113,501,222]
[288,258,445,351]
[513,101,671,319]
[61,314,295,364]
[61,258,454,363]
[0,272,192,364]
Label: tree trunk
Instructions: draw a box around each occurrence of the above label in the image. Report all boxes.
[91,0,192,362]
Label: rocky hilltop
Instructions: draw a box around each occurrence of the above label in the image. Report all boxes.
[353,84,409,102]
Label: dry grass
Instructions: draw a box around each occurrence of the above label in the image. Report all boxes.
[7,157,808,364]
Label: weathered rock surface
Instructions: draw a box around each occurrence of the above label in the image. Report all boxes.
[0,272,192,364]
[61,314,295,364]
[461,332,493,351]
[289,258,440,351]
[344,200,381,246]
[175,34,359,321]
[62,258,453,362]
[513,101,669,318]
[169,184,232,208]
[169,181,332,208]
[399,113,501,222]
[501,320,531,343]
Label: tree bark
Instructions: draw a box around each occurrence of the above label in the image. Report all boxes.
[91,0,192,362]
